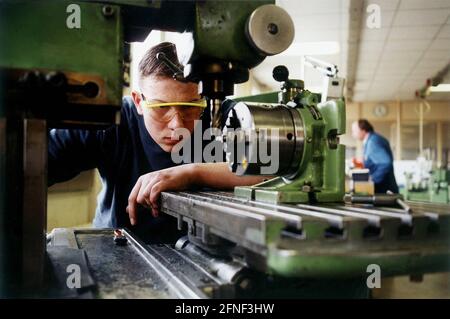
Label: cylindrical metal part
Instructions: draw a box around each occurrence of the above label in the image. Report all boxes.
[175,237,248,285]
[246,4,295,56]
[223,102,304,177]
[344,194,405,207]
[396,198,412,213]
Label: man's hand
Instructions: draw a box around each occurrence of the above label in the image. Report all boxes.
[126,162,267,225]
[126,164,196,225]
[352,157,364,169]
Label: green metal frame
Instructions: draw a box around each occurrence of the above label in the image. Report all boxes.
[191,0,273,69]
[0,0,124,106]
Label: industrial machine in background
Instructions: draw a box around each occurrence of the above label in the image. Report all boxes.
[1,0,450,299]
[404,168,450,204]
[398,155,450,204]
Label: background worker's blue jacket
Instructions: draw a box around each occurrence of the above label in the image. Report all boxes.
[363,132,399,193]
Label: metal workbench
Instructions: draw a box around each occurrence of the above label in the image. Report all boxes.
[160,191,450,278]
[45,191,450,298]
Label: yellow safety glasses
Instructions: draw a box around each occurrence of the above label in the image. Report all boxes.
[141,94,207,123]
[143,99,208,109]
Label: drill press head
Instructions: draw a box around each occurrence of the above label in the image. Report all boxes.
[183,3,295,128]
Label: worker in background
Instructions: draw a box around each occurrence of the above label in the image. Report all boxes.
[351,119,399,194]
[48,42,264,243]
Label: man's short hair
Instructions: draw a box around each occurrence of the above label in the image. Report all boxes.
[357,119,374,133]
[138,42,182,81]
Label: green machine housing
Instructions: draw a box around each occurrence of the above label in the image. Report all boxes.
[223,66,346,204]
[403,168,450,204]
[0,0,127,295]
[0,0,126,126]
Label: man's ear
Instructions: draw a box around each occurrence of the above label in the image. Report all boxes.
[131,91,144,115]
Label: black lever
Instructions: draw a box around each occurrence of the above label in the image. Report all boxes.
[156,52,186,82]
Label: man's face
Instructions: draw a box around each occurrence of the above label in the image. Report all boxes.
[132,76,201,152]
[351,121,365,141]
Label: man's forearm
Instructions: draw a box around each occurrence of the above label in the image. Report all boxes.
[193,162,267,190]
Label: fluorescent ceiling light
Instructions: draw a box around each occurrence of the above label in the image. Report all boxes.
[429,83,450,92]
[279,41,340,56]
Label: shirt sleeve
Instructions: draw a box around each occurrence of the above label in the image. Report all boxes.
[48,128,113,185]
[364,137,392,184]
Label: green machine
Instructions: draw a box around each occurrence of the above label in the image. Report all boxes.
[0,0,295,296]
[0,0,125,125]
[0,0,126,296]
[2,0,450,299]
[403,168,450,204]
[223,61,345,204]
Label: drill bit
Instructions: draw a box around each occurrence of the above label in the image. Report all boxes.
[209,98,222,129]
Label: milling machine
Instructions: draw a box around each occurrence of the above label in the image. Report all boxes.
[1,0,449,299]
[158,60,450,296]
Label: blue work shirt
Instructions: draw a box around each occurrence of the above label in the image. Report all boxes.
[48,96,220,243]
[363,132,399,193]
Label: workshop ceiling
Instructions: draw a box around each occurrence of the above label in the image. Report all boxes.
[252,0,450,102]
[252,0,350,94]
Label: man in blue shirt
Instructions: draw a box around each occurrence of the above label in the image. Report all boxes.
[48,42,264,243]
[351,119,399,194]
